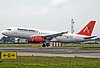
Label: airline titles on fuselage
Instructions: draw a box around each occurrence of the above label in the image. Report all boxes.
[17,28,48,34]
[17,28,36,32]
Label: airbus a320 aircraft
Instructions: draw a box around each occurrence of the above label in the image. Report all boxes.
[2,20,96,47]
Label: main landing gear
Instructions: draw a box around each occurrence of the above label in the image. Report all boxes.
[42,43,50,47]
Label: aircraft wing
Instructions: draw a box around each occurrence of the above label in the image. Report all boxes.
[41,31,68,40]
[83,36,97,39]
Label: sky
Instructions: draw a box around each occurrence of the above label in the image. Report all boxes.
[0,0,100,37]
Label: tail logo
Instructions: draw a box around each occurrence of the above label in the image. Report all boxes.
[83,26,90,33]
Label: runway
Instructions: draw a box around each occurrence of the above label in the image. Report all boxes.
[0,47,100,58]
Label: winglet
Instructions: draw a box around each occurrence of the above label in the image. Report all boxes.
[77,20,96,36]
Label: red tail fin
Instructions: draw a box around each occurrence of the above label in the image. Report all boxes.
[77,20,96,36]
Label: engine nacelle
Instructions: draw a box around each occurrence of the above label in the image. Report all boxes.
[27,36,44,43]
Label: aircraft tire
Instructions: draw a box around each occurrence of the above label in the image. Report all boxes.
[42,44,46,47]
[46,43,50,47]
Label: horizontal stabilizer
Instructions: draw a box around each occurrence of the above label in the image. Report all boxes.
[83,36,97,39]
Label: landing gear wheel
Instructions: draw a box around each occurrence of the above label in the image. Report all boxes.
[46,43,50,47]
[42,44,46,47]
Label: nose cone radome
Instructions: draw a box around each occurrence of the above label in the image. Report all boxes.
[2,30,7,35]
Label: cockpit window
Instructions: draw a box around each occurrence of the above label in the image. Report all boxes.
[7,29,11,31]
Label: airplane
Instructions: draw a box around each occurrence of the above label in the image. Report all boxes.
[2,20,96,47]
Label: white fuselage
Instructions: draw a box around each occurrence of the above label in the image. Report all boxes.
[2,27,90,43]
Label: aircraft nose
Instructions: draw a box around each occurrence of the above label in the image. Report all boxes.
[2,30,7,35]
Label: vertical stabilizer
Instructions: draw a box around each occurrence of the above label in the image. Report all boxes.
[77,20,96,36]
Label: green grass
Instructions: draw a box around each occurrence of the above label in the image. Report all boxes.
[62,44,100,50]
[0,43,100,47]
[62,43,100,47]
[1,44,100,50]
[0,56,100,68]
[0,44,41,48]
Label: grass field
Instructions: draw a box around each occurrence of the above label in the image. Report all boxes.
[0,44,41,48]
[0,43,100,47]
[0,56,100,68]
[0,44,100,50]
[62,43,100,50]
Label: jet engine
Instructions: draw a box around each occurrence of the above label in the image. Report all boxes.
[27,36,44,43]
